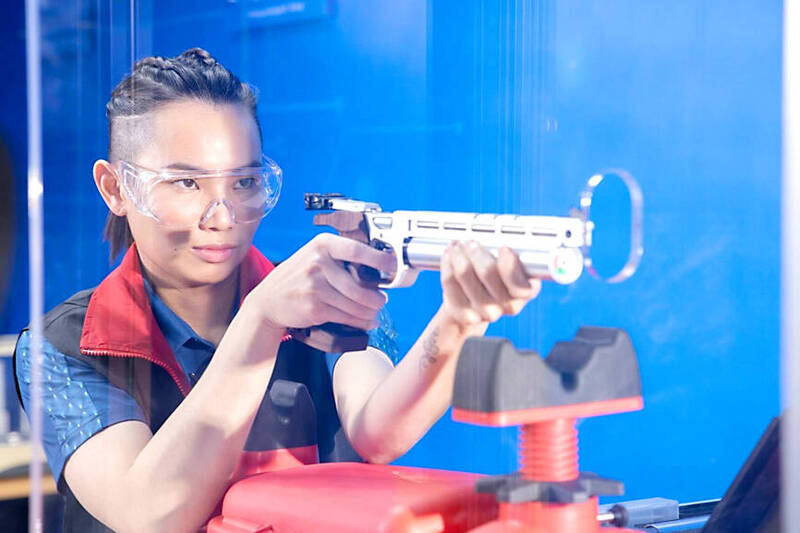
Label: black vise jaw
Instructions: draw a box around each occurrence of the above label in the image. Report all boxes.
[452,326,642,415]
[476,472,625,504]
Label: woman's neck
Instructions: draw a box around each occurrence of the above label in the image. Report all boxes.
[144,267,239,347]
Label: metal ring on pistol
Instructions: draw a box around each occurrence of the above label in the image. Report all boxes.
[579,169,644,284]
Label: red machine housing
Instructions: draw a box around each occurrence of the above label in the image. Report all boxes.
[207,463,497,533]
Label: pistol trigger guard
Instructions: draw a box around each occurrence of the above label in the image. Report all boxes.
[579,169,644,284]
[367,236,418,289]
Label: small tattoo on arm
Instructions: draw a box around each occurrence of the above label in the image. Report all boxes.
[419,327,440,372]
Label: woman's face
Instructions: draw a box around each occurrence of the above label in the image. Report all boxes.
[123,99,263,288]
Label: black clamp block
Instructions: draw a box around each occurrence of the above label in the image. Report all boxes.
[476,472,624,504]
[244,379,317,451]
[453,326,642,414]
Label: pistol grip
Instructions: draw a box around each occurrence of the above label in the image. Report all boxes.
[289,323,369,353]
[313,212,370,243]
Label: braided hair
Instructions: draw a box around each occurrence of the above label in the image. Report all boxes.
[103,48,261,261]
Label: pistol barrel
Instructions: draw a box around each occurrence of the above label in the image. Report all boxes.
[404,238,584,284]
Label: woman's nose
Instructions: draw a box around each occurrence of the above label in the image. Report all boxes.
[199,198,236,230]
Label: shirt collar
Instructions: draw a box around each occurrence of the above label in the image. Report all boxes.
[141,274,217,352]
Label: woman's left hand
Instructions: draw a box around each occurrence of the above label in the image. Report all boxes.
[439,241,541,329]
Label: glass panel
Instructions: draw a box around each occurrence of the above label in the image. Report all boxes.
[8,1,787,531]
[783,1,800,530]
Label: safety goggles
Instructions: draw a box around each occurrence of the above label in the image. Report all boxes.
[115,156,282,228]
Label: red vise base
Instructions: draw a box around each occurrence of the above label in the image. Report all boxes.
[206,462,640,533]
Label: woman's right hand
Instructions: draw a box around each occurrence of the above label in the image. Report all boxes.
[245,233,396,333]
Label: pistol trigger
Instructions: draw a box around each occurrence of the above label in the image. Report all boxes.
[356,265,381,287]
[341,261,379,288]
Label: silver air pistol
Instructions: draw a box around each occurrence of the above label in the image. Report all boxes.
[289,170,643,353]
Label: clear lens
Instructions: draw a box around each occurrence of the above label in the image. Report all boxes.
[122,159,282,228]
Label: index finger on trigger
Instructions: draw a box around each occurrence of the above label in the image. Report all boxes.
[327,237,397,274]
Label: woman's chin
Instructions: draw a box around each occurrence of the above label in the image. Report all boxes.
[178,257,241,287]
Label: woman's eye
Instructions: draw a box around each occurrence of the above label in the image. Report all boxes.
[173,178,198,190]
[234,177,256,189]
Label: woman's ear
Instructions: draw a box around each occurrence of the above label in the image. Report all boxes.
[92,160,127,216]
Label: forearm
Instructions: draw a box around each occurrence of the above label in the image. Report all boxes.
[349,307,487,464]
[119,303,284,532]
[112,235,394,531]
[338,242,539,465]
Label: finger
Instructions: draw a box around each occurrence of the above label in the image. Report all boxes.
[497,246,538,299]
[505,297,531,316]
[528,278,542,298]
[464,241,515,314]
[317,301,379,331]
[324,259,388,310]
[317,283,381,322]
[441,244,483,325]
[322,234,397,274]
[450,242,501,322]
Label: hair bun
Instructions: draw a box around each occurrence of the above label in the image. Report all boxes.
[134,55,172,73]
[179,48,218,67]
[131,48,218,74]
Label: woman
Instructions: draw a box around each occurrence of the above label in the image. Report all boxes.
[14,48,540,533]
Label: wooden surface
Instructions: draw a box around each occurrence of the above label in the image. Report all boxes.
[0,441,57,500]
[0,474,57,501]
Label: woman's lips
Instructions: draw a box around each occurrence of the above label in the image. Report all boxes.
[192,245,236,263]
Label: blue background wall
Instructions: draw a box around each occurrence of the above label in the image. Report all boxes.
[1,0,782,505]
